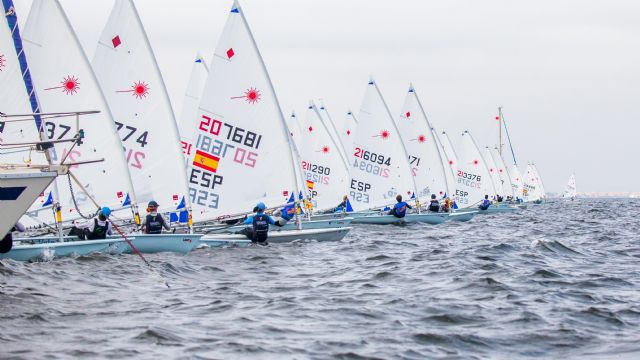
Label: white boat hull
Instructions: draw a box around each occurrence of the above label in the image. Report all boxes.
[1,170,58,236]
[352,212,448,225]
[200,227,352,244]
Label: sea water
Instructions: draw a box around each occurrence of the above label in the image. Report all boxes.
[1,198,639,359]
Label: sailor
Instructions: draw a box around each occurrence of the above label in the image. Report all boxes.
[69,207,113,240]
[441,197,452,212]
[141,200,170,234]
[478,195,492,211]
[427,194,440,212]
[388,194,412,218]
[496,194,504,203]
[272,202,295,227]
[333,195,349,213]
[241,202,275,245]
[1,222,25,254]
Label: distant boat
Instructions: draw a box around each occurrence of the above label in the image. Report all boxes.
[562,174,577,200]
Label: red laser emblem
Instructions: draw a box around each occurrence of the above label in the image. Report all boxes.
[45,75,80,95]
[117,81,150,99]
[231,87,261,104]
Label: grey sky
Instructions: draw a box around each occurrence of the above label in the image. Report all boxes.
[13,0,640,193]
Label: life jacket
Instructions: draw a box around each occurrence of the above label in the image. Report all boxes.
[281,206,295,221]
[479,199,491,210]
[428,200,440,212]
[145,214,164,234]
[393,202,408,218]
[87,218,108,240]
[252,213,270,242]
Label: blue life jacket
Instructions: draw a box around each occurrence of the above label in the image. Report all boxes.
[479,199,491,210]
[393,202,408,218]
[252,213,270,242]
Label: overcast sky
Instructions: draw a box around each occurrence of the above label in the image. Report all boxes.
[13,0,640,193]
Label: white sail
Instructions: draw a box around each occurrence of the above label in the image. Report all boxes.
[509,164,524,199]
[318,104,349,164]
[440,130,460,199]
[0,2,52,218]
[522,164,541,202]
[454,131,495,208]
[23,0,138,221]
[287,111,302,149]
[0,11,41,163]
[349,78,415,211]
[431,129,454,198]
[297,101,349,210]
[562,174,576,198]
[531,163,546,198]
[178,53,209,159]
[490,147,514,198]
[395,85,448,199]
[339,109,358,161]
[92,0,191,215]
[183,0,298,221]
[482,146,505,198]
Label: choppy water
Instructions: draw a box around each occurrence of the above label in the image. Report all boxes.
[2,199,640,359]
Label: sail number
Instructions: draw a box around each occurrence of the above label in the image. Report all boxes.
[43,121,72,140]
[301,161,331,175]
[353,147,391,166]
[457,171,482,182]
[353,159,390,178]
[199,115,262,149]
[349,179,371,203]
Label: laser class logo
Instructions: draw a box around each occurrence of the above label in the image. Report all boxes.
[231,87,261,104]
[45,75,80,95]
[117,81,150,99]
[373,130,390,140]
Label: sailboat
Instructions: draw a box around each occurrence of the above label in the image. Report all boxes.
[3,0,196,261]
[92,0,201,246]
[296,101,349,211]
[395,84,449,200]
[0,1,136,261]
[347,79,447,225]
[179,1,350,244]
[562,174,577,200]
[482,146,506,199]
[490,146,515,200]
[522,163,543,203]
[455,131,517,214]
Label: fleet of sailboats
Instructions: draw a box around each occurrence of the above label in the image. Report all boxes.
[0,0,549,262]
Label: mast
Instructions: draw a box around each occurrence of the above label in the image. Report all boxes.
[500,107,518,166]
[497,106,502,155]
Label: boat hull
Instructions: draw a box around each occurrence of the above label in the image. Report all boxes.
[476,205,520,214]
[0,237,127,262]
[203,218,352,234]
[200,227,352,244]
[123,234,201,254]
[1,170,58,235]
[352,212,448,225]
[449,210,478,222]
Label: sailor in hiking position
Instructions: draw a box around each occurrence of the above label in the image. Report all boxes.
[478,195,492,211]
[241,202,275,245]
[427,194,440,212]
[140,200,170,234]
[69,207,113,240]
[388,195,412,218]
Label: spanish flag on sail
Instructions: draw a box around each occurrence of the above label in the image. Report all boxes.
[306,179,314,190]
[193,150,220,173]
